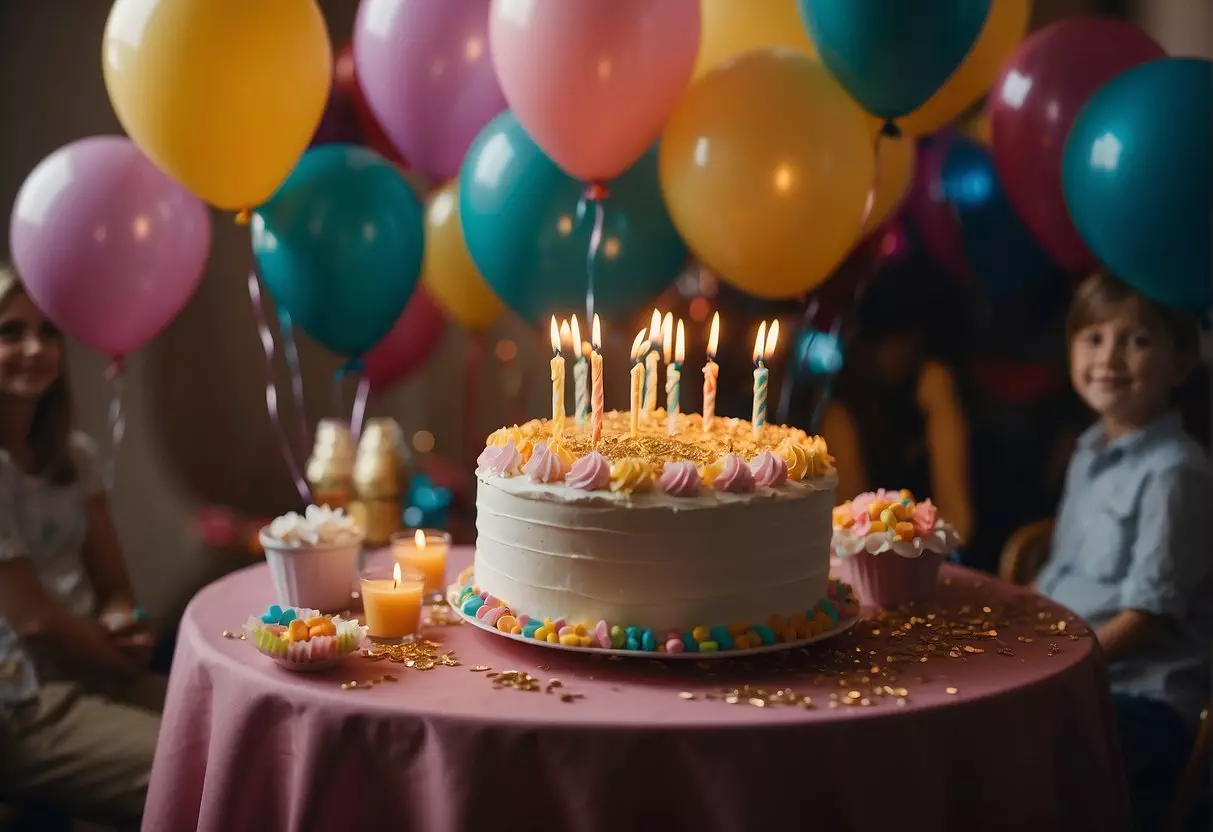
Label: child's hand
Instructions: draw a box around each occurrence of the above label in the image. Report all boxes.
[113,630,154,668]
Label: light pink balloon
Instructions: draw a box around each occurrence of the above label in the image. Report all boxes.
[489,0,700,182]
[9,136,211,358]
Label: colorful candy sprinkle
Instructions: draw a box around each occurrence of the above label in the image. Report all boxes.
[461,595,485,617]
[641,630,657,652]
[609,625,626,649]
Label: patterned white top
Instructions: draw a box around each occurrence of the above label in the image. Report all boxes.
[0,432,102,705]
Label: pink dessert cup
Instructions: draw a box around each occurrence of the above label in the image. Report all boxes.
[835,549,944,610]
[259,528,364,613]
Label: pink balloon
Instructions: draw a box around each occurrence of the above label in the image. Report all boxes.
[363,287,446,390]
[9,136,210,358]
[989,19,1164,273]
[354,0,507,182]
[489,0,701,182]
[906,135,969,281]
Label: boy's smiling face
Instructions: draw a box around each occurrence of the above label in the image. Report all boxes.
[1069,297,1189,436]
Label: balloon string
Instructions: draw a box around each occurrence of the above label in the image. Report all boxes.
[576,193,607,325]
[350,373,371,445]
[102,359,126,491]
[277,308,310,459]
[247,271,312,504]
[464,333,486,471]
[808,131,887,432]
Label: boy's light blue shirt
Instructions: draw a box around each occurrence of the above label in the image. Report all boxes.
[1038,410,1212,726]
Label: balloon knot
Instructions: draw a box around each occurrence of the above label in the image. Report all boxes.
[337,358,365,379]
[234,208,251,226]
[879,121,902,139]
[583,181,610,201]
[105,357,125,381]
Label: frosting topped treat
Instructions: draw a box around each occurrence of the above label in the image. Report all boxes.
[831,489,960,558]
[479,410,833,497]
[265,504,362,547]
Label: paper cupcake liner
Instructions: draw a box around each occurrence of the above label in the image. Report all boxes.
[246,613,368,665]
[836,549,943,609]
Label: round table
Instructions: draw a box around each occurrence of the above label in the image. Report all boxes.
[145,547,1129,832]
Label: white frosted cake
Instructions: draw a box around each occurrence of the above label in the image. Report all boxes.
[452,410,856,654]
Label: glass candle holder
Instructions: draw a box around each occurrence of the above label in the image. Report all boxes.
[359,561,424,642]
[391,528,451,601]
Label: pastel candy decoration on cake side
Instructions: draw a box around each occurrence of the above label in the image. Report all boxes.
[524,440,573,483]
[749,450,788,487]
[658,460,700,496]
[831,490,961,609]
[477,440,523,477]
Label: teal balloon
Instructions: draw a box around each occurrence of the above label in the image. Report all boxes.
[252,145,424,357]
[797,0,990,123]
[1063,58,1212,311]
[459,111,687,325]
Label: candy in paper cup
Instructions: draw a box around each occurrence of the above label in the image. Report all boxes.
[245,611,368,672]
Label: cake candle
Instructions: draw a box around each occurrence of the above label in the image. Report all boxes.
[643,308,661,417]
[629,329,647,439]
[549,317,566,439]
[752,319,779,435]
[591,315,604,444]
[570,315,589,426]
[702,312,719,434]
[666,319,685,436]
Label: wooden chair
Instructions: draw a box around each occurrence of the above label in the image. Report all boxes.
[999,519,1211,832]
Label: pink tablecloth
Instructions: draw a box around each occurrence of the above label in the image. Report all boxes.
[146,547,1129,832]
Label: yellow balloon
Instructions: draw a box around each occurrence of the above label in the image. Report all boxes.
[869,135,917,229]
[102,0,332,212]
[693,0,816,81]
[660,51,873,300]
[896,0,1031,137]
[422,182,503,332]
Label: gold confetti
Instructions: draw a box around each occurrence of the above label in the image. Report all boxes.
[470,666,491,672]
[221,630,238,639]
[362,639,460,673]
[896,698,907,707]
[749,697,767,708]
[946,687,958,695]
[560,693,585,703]
[678,692,696,700]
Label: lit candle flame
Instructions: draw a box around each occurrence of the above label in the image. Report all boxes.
[675,319,685,363]
[630,330,648,363]
[661,312,673,363]
[752,321,767,366]
[592,314,602,352]
[569,315,582,359]
[765,319,780,361]
[649,309,662,347]
[415,528,426,549]
[549,316,561,356]
[392,561,402,589]
[559,319,572,351]
[707,312,720,360]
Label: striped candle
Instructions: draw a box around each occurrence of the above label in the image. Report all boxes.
[570,315,589,425]
[665,319,684,436]
[643,309,661,416]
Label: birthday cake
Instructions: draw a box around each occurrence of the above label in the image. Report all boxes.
[459,409,851,652]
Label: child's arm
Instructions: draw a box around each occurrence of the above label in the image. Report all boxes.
[1101,465,1211,660]
[82,492,137,613]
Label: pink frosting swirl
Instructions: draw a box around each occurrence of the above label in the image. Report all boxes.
[566,451,610,491]
[659,461,701,496]
[912,498,939,537]
[524,441,569,483]
[477,440,522,477]
[713,454,756,493]
[748,450,788,487]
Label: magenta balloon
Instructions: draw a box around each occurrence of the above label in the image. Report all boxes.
[9,136,211,358]
[363,286,446,390]
[354,0,507,182]
[906,135,969,281]
[989,19,1165,273]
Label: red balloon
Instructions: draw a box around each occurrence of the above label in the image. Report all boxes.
[333,42,409,167]
[989,19,1164,273]
[363,287,446,390]
[906,135,969,281]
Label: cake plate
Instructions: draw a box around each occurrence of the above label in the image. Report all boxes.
[447,588,858,661]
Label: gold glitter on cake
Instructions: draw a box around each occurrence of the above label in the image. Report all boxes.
[488,410,833,472]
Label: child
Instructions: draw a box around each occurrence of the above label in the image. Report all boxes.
[0,262,162,826]
[1036,272,1211,832]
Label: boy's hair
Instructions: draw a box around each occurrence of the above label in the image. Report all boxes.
[0,262,77,484]
[1067,271,1200,357]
